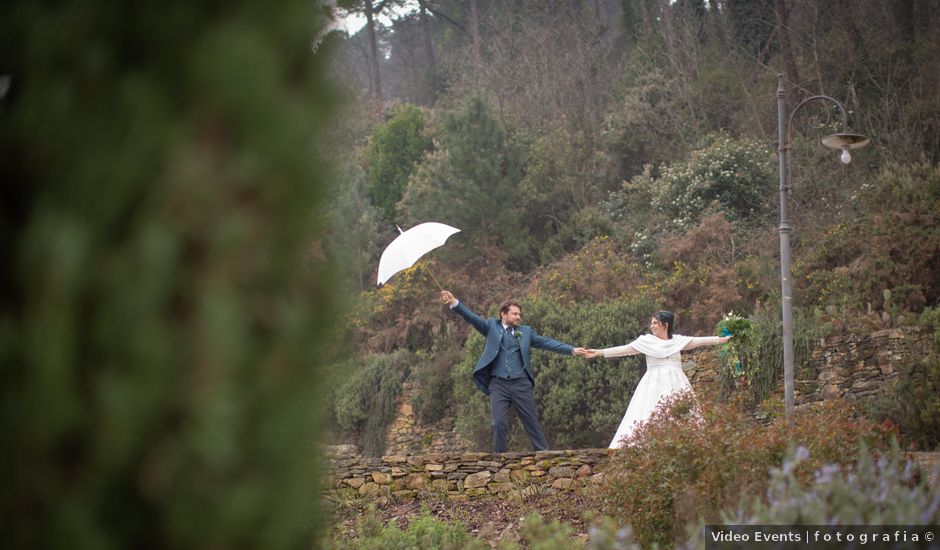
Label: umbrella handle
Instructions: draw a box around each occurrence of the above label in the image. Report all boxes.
[426,268,444,291]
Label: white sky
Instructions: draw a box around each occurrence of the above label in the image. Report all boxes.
[328,1,420,35]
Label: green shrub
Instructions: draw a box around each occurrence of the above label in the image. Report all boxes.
[531,236,644,305]
[332,350,413,456]
[411,344,460,425]
[594,394,896,548]
[518,513,583,550]
[796,162,940,311]
[721,444,940,525]
[867,355,940,451]
[583,517,643,550]
[340,507,486,550]
[367,104,431,222]
[349,261,448,353]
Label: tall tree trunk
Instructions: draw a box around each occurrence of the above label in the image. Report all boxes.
[417,1,437,74]
[468,0,483,81]
[570,0,599,133]
[836,0,870,81]
[364,0,383,119]
[774,0,801,98]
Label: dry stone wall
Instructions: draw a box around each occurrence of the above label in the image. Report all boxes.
[384,382,469,456]
[796,327,930,406]
[325,448,613,503]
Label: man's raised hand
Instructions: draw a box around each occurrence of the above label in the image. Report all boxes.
[440,290,457,307]
[573,347,588,357]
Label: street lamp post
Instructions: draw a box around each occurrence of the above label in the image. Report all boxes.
[776,74,870,418]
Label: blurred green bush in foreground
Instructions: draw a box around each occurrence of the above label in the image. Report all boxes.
[0,0,337,547]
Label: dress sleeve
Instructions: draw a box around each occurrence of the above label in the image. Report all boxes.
[683,336,721,349]
[602,344,639,358]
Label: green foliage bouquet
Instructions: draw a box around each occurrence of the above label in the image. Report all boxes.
[716,311,755,387]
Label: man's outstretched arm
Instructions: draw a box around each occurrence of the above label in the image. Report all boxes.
[441,289,489,336]
[530,333,587,356]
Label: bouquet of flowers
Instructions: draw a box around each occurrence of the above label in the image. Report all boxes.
[715,311,754,387]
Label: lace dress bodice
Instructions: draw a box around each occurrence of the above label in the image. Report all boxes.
[644,353,682,370]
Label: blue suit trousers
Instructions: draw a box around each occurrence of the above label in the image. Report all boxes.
[488,376,549,452]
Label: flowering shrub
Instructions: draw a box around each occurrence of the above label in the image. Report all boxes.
[721,444,940,526]
[593,394,896,548]
[651,133,775,230]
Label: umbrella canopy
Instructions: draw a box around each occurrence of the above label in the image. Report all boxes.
[377,222,461,286]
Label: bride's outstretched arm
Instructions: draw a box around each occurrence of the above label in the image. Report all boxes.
[588,344,640,358]
[682,335,731,350]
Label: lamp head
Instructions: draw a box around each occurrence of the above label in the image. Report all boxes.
[821,133,870,165]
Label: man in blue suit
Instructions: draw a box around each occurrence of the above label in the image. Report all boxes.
[441,289,586,452]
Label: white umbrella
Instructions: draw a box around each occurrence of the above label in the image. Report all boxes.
[376,222,461,287]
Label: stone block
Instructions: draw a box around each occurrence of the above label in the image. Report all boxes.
[406,475,428,490]
[371,472,392,484]
[548,466,575,478]
[344,477,365,489]
[430,479,455,492]
[494,468,512,483]
[463,470,493,488]
[510,469,529,484]
[552,478,574,490]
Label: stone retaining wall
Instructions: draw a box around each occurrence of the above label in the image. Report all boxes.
[384,382,469,456]
[796,327,931,406]
[325,448,613,503]
[324,447,939,504]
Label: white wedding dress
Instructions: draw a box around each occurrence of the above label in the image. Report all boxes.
[603,334,697,449]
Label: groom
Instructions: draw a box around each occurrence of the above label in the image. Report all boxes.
[441,290,586,453]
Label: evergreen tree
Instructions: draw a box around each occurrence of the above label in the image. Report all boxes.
[366,104,431,223]
[0,1,337,547]
[398,96,526,265]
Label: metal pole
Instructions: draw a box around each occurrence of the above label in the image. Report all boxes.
[777,74,795,418]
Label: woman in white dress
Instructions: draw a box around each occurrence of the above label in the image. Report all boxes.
[586,311,730,449]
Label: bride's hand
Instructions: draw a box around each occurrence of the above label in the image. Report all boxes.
[585,349,602,359]
[719,335,732,343]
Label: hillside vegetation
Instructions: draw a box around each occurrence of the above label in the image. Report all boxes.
[320,0,940,456]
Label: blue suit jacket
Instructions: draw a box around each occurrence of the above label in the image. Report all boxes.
[452,302,575,395]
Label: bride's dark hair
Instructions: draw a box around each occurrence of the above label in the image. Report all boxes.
[653,310,675,338]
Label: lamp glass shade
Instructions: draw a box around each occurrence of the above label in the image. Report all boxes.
[821,133,871,150]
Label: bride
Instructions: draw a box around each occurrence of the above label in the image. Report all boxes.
[586,311,730,449]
